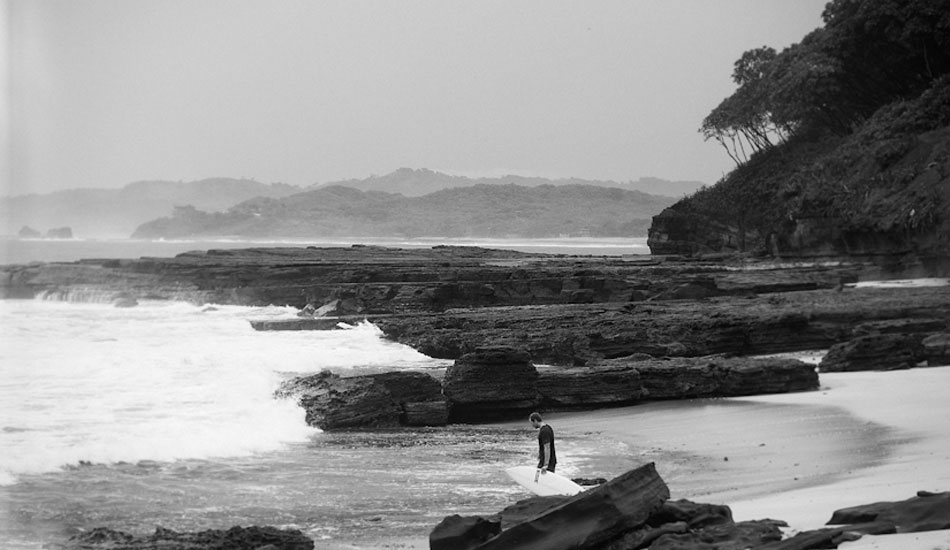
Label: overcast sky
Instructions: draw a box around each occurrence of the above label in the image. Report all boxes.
[3,0,828,196]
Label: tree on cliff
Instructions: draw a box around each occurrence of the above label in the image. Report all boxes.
[653,0,950,260]
[701,0,950,165]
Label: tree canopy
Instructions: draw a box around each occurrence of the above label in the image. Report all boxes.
[702,0,950,165]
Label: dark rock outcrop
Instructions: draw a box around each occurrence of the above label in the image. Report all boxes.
[429,515,502,550]
[282,351,819,429]
[631,356,819,399]
[442,348,541,422]
[645,519,788,550]
[434,469,950,550]
[0,245,862,310]
[827,490,950,532]
[537,364,642,407]
[373,286,950,366]
[819,334,927,372]
[473,462,670,550]
[647,77,950,272]
[64,525,313,550]
[275,371,447,429]
[923,332,950,366]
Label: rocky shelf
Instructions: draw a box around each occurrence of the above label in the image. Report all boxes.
[274,348,819,429]
[4,246,948,427]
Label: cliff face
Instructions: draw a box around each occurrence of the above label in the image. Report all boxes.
[649,79,950,275]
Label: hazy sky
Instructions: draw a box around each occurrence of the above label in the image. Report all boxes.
[3,0,828,196]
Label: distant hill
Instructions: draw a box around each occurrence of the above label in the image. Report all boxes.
[133,183,677,239]
[2,170,700,239]
[321,168,706,198]
[0,178,301,238]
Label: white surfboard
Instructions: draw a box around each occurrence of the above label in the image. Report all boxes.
[505,466,584,497]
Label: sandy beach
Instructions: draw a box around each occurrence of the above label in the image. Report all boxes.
[371,365,950,550]
[548,365,950,547]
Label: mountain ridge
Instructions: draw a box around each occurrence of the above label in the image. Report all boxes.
[132,182,676,240]
[3,172,699,239]
[319,168,705,198]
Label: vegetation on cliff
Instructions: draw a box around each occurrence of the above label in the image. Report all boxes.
[652,0,950,262]
[132,184,675,239]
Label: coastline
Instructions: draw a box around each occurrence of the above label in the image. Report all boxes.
[548,366,950,542]
[358,366,950,549]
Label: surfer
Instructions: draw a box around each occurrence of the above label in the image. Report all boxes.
[529,412,556,474]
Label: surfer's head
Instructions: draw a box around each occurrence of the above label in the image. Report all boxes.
[529,412,543,428]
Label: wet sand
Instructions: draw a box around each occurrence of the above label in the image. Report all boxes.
[551,365,950,547]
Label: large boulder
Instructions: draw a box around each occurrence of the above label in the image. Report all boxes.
[276,371,447,430]
[471,462,670,550]
[827,490,950,532]
[442,347,541,422]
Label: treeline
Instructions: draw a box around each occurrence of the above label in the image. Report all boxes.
[701,0,950,164]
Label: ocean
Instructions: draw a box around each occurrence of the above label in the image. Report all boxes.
[0,236,650,265]
[0,238,648,549]
[2,299,622,549]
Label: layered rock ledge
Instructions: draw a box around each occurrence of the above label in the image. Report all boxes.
[257,285,950,367]
[0,245,863,309]
[5,246,948,425]
[277,348,818,428]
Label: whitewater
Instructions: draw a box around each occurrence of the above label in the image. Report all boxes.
[0,238,652,549]
[1,299,505,548]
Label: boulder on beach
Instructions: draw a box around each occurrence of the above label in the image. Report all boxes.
[827,490,950,532]
[473,462,670,550]
[442,347,542,422]
[432,466,950,550]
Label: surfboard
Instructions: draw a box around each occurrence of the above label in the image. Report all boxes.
[504,466,584,497]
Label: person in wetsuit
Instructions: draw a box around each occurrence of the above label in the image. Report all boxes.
[529,412,556,474]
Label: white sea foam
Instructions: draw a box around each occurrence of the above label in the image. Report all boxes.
[0,300,446,484]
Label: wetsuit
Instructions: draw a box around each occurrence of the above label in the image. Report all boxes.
[537,424,557,472]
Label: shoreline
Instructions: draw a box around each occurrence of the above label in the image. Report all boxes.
[551,365,950,533]
[354,366,950,549]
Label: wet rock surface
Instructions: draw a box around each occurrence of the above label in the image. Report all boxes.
[0,245,858,309]
[432,465,950,550]
[4,246,948,422]
[63,525,313,550]
[275,370,448,429]
[442,348,541,422]
[278,350,818,429]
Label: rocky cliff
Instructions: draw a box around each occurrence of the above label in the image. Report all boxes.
[649,10,950,274]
